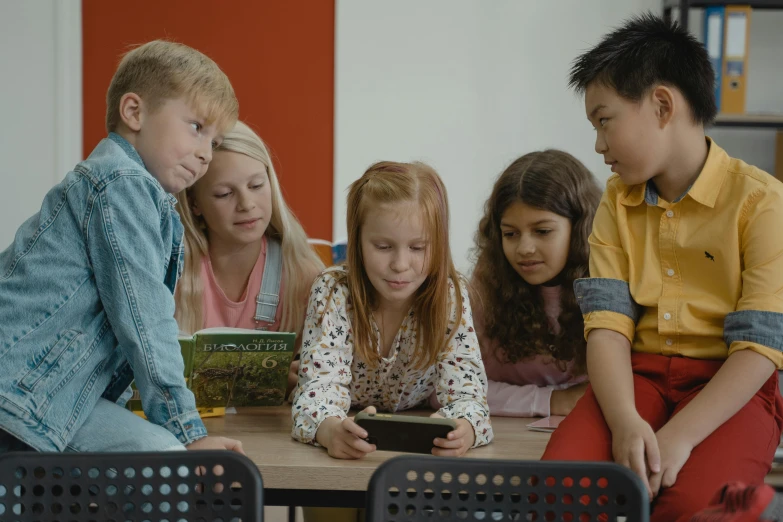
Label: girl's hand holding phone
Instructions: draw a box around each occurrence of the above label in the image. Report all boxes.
[430,413,475,457]
[316,406,378,460]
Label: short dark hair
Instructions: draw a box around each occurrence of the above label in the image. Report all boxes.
[569,12,716,125]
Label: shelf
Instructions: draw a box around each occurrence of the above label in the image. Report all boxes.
[711,113,783,129]
[664,0,783,9]
[663,0,783,25]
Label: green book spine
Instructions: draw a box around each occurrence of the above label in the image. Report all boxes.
[179,336,196,385]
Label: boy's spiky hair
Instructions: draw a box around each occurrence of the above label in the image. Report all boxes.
[569,12,717,125]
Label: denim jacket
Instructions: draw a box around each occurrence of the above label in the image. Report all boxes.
[0,133,206,451]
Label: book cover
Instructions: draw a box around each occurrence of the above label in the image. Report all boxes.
[188,328,296,408]
[127,327,295,415]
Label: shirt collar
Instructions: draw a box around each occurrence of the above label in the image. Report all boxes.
[621,137,729,208]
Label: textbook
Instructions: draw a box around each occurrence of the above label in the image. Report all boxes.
[127,328,296,415]
[187,328,296,408]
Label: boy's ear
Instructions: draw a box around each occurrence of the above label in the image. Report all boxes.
[118,93,144,132]
[651,85,675,128]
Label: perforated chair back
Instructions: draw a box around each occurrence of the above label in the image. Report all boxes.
[366,455,648,521]
[0,450,263,522]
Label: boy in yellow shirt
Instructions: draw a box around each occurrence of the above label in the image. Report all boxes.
[542,14,783,522]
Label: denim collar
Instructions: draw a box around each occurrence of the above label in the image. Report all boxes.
[108,132,178,207]
[108,132,145,169]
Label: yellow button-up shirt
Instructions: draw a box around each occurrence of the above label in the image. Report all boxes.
[575,138,783,368]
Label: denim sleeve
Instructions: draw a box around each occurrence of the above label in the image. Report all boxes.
[725,187,783,369]
[86,176,206,444]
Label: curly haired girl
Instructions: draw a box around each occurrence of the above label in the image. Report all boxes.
[471,149,601,417]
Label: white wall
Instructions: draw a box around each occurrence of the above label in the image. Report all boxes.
[334,1,783,274]
[0,0,82,248]
[334,0,661,273]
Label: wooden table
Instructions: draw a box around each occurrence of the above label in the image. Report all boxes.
[202,406,550,509]
[204,406,783,515]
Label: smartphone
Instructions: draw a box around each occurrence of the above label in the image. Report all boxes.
[354,412,457,454]
[526,415,565,432]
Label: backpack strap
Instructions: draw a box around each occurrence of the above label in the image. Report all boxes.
[254,237,283,329]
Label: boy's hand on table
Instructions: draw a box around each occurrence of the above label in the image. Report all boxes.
[186,436,245,454]
[431,414,475,457]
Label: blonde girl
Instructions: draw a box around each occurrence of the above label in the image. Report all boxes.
[175,121,323,392]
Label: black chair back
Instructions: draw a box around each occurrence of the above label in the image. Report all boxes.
[0,450,263,521]
[366,455,648,521]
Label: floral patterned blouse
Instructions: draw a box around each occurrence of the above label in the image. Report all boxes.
[291,266,493,448]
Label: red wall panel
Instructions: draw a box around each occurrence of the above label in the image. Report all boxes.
[82,1,334,239]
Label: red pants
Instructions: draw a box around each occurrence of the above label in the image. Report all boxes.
[542,353,783,522]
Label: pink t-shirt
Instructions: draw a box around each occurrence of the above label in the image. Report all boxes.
[201,236,284,331]
[478,285,586,418]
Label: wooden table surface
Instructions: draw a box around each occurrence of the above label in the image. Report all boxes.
[205,406,783,494]
[203,406,551,492]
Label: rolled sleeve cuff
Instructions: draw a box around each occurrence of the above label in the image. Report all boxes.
[574,278,641,320]
[163,410,208,445]
[583,311,637,344]
[725,310,783,369]
[575,278,640,343]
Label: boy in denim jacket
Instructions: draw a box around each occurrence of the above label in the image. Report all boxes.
[0,40,243,453]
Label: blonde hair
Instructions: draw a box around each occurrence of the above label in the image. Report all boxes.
[106,40,238,134]
[344,161,463,370]
[175,121,324,335]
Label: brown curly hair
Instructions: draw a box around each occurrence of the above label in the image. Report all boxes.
[471,150,602,374]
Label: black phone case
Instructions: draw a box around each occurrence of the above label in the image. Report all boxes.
[356,417,454,454]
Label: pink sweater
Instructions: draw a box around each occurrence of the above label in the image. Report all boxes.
[201,236,284,331]
[478,285,586,418]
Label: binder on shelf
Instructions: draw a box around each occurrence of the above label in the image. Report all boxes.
[720,5,751,114]
[704,7,725,111]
